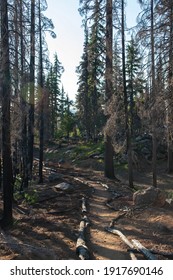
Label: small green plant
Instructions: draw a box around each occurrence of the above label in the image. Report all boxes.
[14,175,22,191]
[24,189,38,205]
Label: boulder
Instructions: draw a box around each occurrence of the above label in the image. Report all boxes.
[133,187,166,207]
[54,182,74,192]
[166,199,173,207]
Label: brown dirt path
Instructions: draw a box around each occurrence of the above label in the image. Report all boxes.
[1,157,173,260]
[87,181,130,260]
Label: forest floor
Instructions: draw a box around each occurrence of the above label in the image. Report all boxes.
[0,140,173,260]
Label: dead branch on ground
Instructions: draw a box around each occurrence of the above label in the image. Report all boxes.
[132,239,158,260]
[105,227,137,260]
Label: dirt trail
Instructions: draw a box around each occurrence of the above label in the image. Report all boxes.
[1,157,173,260]
[87,181,130,260]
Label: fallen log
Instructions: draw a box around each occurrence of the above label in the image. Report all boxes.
[109,212,126,228]
[82,197,87,213]
[13,206,29,215]
[74,177,90,186]
[129,250,138,260]
[105,227,137,260]
[128,248,173,259]
[97,182,109,190]
[132,239,158,260]
[106,227,134,248]
[76,216,90,260]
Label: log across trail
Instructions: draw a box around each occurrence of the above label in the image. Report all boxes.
[79,180,131,260]
[74,177,172,260]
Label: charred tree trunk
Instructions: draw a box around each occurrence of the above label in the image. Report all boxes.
[122,0,133,188]
[167,1,173,173]
[19,0,29,190]
[28,0,35,179]
[151,0,157,187]
[38,0,44,183]
[1,0,14,227]
[104,0,115,179]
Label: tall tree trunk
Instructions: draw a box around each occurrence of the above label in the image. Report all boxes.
[12,0,19,181]
[122,0,133,188]
[167,1,173,173]
[38,0,44,183]
[104,0,115,179]
[1,0,14,227]
[28,0,35,179]
[151,0,157,186]
[20,0,28,189]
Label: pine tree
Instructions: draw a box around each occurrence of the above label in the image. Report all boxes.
[46,54,64,139]
[77,0,105,141]
[126,36,144,137]
[137,0,157,186]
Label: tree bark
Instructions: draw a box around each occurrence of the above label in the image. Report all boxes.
[1,0,14,227]
[151,0,157,187]
[18,0,29,190]
[28,0,36,179]
[38,0,44,183]
[167,1,173,173]
[104,0,115,179]
[121,0,133,188]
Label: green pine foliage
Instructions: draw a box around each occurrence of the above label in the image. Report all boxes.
[76,0,106,141]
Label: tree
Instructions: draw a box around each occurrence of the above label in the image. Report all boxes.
[150,0,157,187]
[0,0,14,227]
[137,0,157,186]
[121,0,134,187]
[77,0,105,141]
[126,36,144,137]
[28,0,36,180]
[76,17,91,139]
[59,93,75,139]
[46,54,64,139]
[165,1,173,172]
[87,0,105,140]
[38,0,44,184]
[104,0,115,179]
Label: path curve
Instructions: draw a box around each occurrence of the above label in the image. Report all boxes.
[86,181,130,260]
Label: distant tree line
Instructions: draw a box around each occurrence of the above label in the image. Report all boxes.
[76,0,173,187]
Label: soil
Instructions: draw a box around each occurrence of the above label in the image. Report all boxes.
[0,142,173,260]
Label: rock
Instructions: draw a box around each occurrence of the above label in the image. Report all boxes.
[48,173,63,183]
[89,153,104,159]
[133,187,166,207]
[54,182,74,192]
[166,199,173,207]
